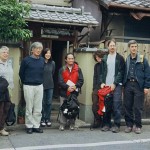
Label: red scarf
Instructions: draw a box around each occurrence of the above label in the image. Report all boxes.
[62,63,79,96]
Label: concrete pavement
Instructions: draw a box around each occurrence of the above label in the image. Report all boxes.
[0,120,150,150]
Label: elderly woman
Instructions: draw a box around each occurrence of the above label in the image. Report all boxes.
[0,46,14,136]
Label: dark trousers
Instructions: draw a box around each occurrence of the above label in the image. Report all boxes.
[103,85,122,127]
[124,81,144,128]
[0,101,11,130]
[92,89,102,123]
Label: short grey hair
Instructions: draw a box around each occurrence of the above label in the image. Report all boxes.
[30,42,43,51]
[128,40,138,47]
[0,46,9,53]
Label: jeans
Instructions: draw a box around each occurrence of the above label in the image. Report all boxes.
[103,85,122,127]
[41,89,53,122]
[124,81,144,128]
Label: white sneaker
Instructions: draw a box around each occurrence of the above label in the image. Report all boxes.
[70,125,75,130]
[0,129,9,136]
[46,122,51,127]
[40,122,46,127]
[59,125,65,131]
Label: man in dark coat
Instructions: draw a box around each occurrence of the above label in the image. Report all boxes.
[91,51,106,128]
[123,40,150,134]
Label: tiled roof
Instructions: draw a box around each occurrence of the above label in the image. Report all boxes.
[25,4,99,27]
[102,0,150,9]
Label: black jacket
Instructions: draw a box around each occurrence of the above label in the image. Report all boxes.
[0,77,10,102]
[101,53,125,86]
[93,61,103,90]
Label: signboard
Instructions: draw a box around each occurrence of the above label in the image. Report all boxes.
[41,28,74,37]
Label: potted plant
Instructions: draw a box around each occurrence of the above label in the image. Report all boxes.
[17,80,26,124]
[0,0,31,44]
[17,105,25,124]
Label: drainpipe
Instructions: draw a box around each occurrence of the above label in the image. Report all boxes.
[67,41,70,53]
[87,26,91,48]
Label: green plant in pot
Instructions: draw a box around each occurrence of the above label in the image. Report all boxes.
[17,105,26,124]
[0,0,31,43]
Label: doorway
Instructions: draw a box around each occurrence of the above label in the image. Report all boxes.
[52,40,67,99]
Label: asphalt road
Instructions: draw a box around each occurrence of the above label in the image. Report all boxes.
[0,125,150,150]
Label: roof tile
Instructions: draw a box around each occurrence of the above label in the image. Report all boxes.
[102,0,150,8]
[26,4,99,26]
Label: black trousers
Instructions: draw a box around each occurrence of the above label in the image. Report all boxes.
[0,101,11,130]
[103,85,122,127]
[92,89,102,123]
[124,81,144,128]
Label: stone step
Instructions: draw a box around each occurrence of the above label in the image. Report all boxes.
[51,98,60,111]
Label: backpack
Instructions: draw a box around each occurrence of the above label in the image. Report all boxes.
[0,76,9,93]
[5,102,16,126]
[60,94,80,119]
[140,54,144,71]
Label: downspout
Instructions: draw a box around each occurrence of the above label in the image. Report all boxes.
[67,41,70,53]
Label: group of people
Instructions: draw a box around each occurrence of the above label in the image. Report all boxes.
[92,39,150,134]
[0,42,84,136]
[0,39,150,136]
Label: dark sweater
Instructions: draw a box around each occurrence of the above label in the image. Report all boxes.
[19,56,45,85]
[93,62,103,90]
[43,60,55,89]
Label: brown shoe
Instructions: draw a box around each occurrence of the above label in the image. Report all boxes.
[134,127,141,134]
[125,127,132,133]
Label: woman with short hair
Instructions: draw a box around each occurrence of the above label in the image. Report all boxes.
[0,46,14,136]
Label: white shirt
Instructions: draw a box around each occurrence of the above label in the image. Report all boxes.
[106,53,116,85]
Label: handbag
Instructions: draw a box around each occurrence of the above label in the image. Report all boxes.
[5,102,16,126]
[60,94,80,119]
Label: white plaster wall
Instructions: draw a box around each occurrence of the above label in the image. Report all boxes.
[74,52,95,105]
[9,47,21,105]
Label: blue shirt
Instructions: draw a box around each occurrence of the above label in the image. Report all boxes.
[127,56,137,80]
[19,56,45,85]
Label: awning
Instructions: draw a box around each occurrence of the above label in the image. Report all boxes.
[25,4,99,27]
[130,12,150,20]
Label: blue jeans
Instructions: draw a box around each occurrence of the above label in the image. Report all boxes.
[103,85,122,127]
[41,89,53,122]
